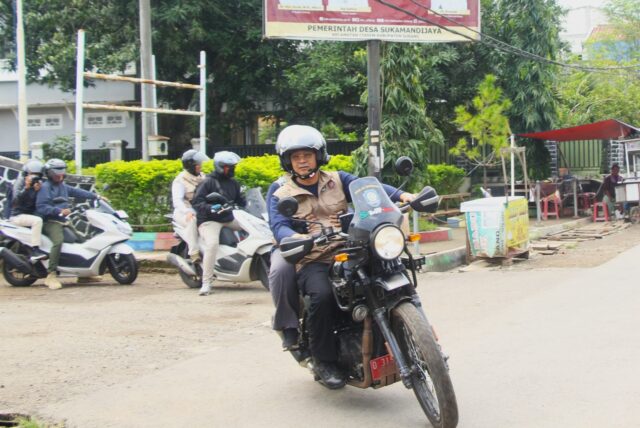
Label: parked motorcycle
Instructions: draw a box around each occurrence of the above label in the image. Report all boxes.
[0,197,137,286]
[276,158,458,428]
[167,187,273,290]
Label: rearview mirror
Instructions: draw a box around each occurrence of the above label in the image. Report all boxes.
[395,156,414,177]
[277,197,299,218]
[410,186,439,213]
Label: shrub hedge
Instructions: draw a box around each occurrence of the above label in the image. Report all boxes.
[94,154,354,230]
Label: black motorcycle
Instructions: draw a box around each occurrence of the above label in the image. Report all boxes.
[276,158,458,428]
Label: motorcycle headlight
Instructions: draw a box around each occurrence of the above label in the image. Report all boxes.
[371,225,405,260]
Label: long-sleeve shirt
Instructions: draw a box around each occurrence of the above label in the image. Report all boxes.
[267,171,403,244]
[36,180,97,221]
[11,185,38,216]
[171,180,192,215]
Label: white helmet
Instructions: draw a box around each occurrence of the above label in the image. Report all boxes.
[275,125,329,178]
[213,151,241,177]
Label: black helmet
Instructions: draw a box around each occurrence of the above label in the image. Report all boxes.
[43,158,67,180]
[213,151,241,177]
[275,125,329,178]
[23,159,44,176]
[181,149,209,176]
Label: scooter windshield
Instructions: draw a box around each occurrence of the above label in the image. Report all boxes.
[348,177,403,241]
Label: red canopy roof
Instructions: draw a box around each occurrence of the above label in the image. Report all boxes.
[519,119,640,142]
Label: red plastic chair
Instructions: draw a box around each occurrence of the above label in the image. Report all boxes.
[592,202,609,222]
[543,194,561,220]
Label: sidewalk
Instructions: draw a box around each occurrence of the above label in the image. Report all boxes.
[135,217,593,273]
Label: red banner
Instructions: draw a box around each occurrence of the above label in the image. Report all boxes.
[263,0,480,43]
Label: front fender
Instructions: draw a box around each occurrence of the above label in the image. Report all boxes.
[107,243,135,255]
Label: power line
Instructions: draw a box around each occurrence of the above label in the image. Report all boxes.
[374,0,640,75]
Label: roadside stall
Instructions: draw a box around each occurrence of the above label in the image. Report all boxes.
[616,138,640,223]
[519,119,640,220]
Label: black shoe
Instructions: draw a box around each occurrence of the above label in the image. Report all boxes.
[281,328,299,351]
[313,360,346,390]
[30,248,48,261]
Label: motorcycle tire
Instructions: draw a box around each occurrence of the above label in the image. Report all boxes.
[255,253,270,290]
[2,243,38,287]
[391,302,458,428]
[178,247,202,289]
[107,253,138,285]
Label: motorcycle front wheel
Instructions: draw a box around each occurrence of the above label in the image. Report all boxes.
[391,302,458,428]
[106,253,138,285]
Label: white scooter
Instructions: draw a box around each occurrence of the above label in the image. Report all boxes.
[0,197,137,286]
[167,188,273,290]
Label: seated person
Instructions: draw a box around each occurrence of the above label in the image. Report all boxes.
[172,149,208,262]
[9,159,47,259]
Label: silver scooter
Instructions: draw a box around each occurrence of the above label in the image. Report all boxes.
[0,197,137,286]
[167,188,272,290]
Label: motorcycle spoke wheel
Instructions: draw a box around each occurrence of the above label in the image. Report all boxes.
[107,253,138,285]
[392,302,458,428]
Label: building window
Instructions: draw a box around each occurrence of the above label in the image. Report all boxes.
[85,112,127,129]
[26,114,63,130]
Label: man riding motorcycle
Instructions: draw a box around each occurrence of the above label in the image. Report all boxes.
[192,151,245,296]
[268,125,415,389]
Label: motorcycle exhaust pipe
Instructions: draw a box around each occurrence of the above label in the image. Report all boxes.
[0,247,34,275]
[166,253,197,276]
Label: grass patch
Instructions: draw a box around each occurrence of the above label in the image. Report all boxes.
[417,218,439,231]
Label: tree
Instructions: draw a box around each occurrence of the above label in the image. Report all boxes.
[450,74,512,187]
[352,43,444,190]
[480,0,565,178]
[598,0,640,61]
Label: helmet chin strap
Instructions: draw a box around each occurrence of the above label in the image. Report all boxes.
[291,168,318,180]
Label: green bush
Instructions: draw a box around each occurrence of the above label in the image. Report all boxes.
[234,155,282,191]
[426,164,465,195]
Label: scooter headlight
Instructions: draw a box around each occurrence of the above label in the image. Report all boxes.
[371,225,405,260]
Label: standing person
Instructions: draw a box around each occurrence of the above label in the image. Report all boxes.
[602,163,622,218]
[192,151,245,296]
[35,159,100,290]
[9,159,47,259]
[268,125,415,389]
[172,149,208,262]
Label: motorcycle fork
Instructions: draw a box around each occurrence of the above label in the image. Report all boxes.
[359,269,414,389]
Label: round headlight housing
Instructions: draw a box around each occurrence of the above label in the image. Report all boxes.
[371,225,405,260]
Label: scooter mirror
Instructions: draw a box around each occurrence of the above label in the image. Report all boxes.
[395,156,414,176]
[205,192,228,204]
[277,197,299,218]
[410,186,439,213]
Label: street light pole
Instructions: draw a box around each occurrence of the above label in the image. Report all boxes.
[367,40,382,179]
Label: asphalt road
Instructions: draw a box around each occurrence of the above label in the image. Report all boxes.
[3,243,640,427]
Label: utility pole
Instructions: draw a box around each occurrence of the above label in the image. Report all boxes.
[367,40,382,179]
[139,0,154,161]
[15,0,29,161]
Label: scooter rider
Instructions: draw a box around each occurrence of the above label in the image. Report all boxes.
[192,151,246,296]
[9,159,47,260]
[268,125,415,389]
[35,159,100,290]
[172,149,208,262]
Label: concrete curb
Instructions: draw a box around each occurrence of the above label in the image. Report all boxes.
[137,217,595,274]
[422,217,593,273]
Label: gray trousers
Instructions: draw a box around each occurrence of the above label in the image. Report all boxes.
[269,248,299,331]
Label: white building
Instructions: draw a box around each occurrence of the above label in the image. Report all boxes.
[0,60,137,157]
[557,0,608,55]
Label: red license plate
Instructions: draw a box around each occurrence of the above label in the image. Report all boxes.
[370,354,398,381]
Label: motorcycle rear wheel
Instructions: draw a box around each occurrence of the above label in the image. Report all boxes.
[2,242,38,287]
[177,247,202,289]
[391,302,458,428]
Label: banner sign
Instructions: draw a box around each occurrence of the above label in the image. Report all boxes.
[263,0,480,43]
